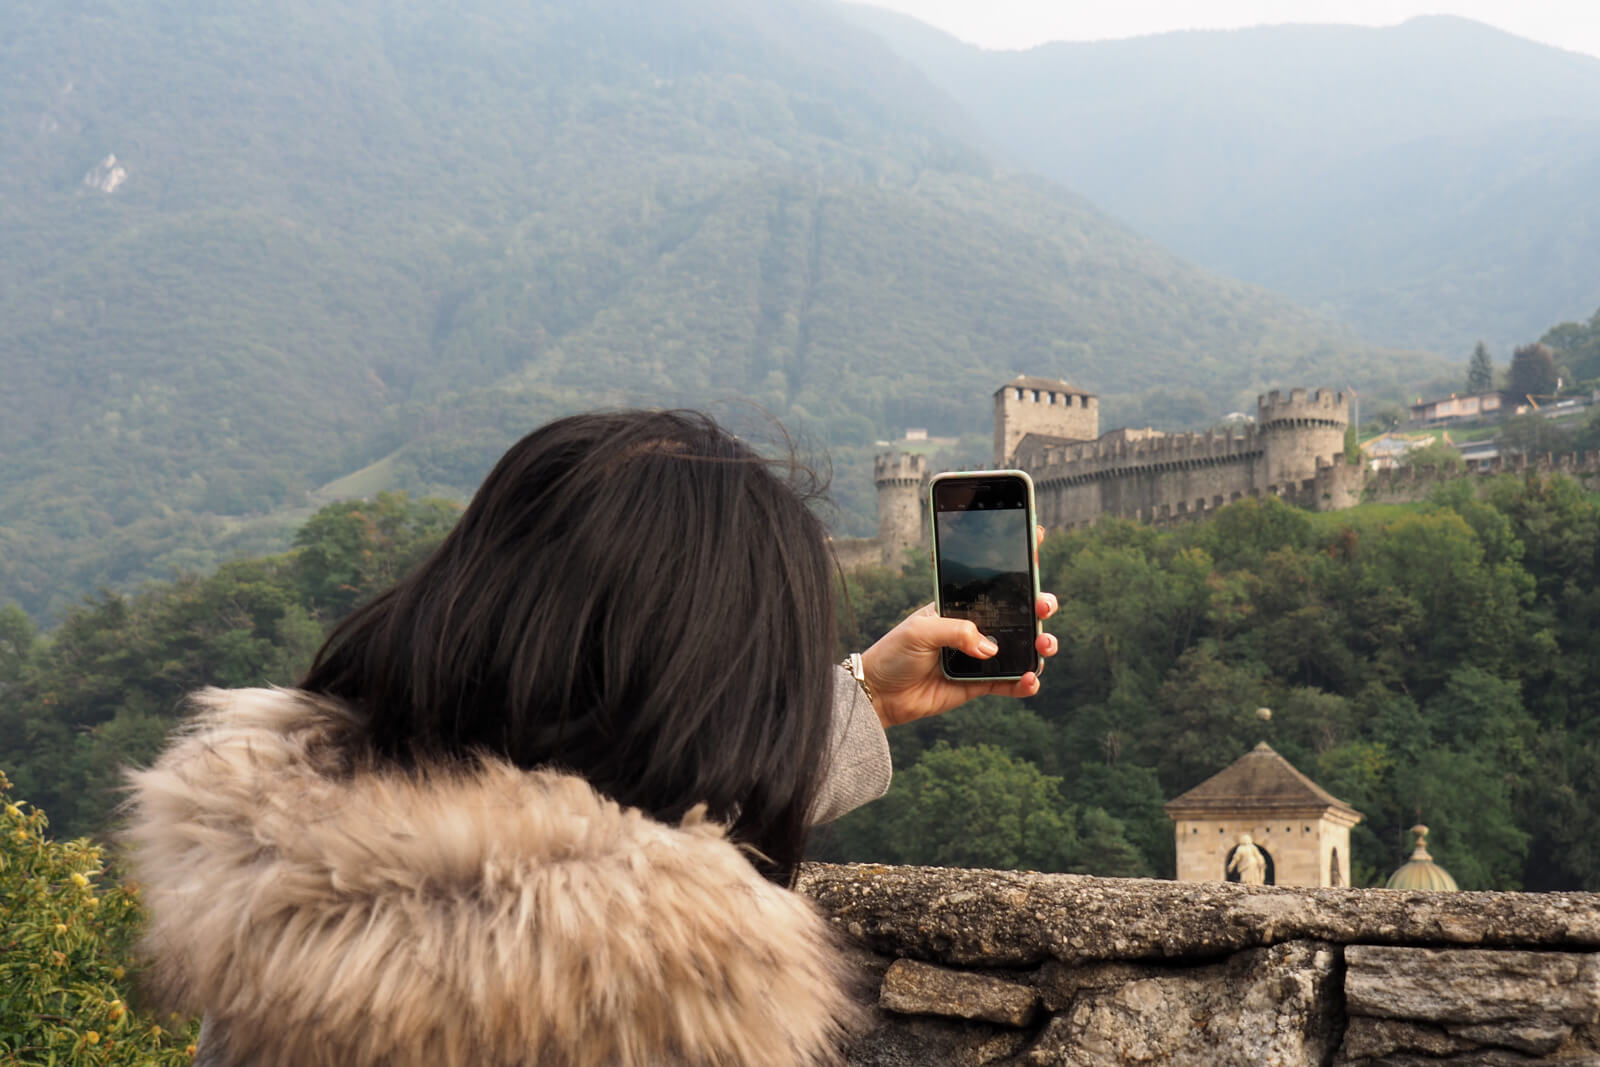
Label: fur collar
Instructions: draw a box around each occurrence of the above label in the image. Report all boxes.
[125,688,858,1067]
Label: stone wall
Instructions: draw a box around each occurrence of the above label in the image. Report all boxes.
[799,864,1600,1066]
[1364,453,1600,506]
[830,536,884,573]
[1016,389,1352,531]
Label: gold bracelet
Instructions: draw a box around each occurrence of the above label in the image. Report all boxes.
[843,653,875,706]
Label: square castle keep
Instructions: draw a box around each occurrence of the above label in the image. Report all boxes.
[831,375,1362,570]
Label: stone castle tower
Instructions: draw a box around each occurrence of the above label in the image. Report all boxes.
[873,451,927,567]
[1258,387,1350,488]
[1165,742,1362,888]
[993,376,1098,467]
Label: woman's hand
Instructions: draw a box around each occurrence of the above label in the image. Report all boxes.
[858,526,1060,728]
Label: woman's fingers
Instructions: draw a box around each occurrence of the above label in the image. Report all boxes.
[905,614,996,659]
[972,671,1041,699]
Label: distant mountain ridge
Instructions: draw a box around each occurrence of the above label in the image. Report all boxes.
[0,0,1431,618]
[841,7,1600,356]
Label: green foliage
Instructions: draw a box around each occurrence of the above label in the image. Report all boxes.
[818,743,1148,876]
[291,492,460,619]
[0,772,198,1065]
[1399,440,1465,474]
[1467,341,1495,394]
[1542,306,1600,384]
[1498,413,1572,457]
[1509,343,1560,400]
[0,493,451,838]
[10,482,1600,891]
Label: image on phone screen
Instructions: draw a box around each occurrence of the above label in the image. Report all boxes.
[933,481,1037,678]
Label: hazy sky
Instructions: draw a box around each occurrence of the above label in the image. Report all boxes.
[854,1,1600,60]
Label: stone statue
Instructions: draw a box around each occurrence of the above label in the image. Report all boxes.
[1228,833,1267,885]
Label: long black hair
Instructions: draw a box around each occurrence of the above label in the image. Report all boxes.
[300,410,839,882]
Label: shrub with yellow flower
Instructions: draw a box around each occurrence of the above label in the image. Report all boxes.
[0,770,197,1065]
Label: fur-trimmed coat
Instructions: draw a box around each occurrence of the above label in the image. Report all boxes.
[125,686,883,1067]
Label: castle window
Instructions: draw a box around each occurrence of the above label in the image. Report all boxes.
[1032,390,1041,402]
[1016,388,1025,401]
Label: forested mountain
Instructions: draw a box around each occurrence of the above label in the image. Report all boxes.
[0,0,1427,619]
[842,7,1600,356]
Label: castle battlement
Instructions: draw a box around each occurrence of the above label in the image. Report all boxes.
[1028,425,1265,486]
[1364,451,1600,496]
[1258,387,1348,427]
[873,451,926,487]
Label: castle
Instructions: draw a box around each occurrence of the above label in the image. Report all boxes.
[833,375,1363,568]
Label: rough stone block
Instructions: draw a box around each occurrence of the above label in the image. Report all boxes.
[1345,946,1600,1026]
[845,1012,1030,1066]
[798,864,1600,967]
[1020,941,1340,1066]
[878,959,1039,1026]
[1337,1018,1476,1060]
[1339,1054,1600,1067]
[1036,960,1153,1011]
[1449,1019,1573,1055]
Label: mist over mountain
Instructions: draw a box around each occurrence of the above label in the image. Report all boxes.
[841,7,1600,356]
[0,0,1426,617]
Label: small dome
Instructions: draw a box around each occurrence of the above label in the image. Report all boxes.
[1385,824,1458,891]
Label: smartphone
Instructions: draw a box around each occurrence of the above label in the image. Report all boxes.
[929,470,1042,681]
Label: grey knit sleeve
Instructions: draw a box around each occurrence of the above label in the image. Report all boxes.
[809,666,893,825]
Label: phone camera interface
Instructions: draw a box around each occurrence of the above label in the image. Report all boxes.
[934,480,1036,677]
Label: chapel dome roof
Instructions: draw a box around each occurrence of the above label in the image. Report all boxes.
[1385,824,1459,892]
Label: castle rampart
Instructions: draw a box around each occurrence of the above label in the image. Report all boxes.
[1003,383,1352,531]
[1362,451,1600,504]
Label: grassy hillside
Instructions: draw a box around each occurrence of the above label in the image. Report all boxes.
[843,7,1600,357]
[0,0,1432,618]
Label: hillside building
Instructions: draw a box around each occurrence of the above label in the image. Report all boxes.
[1408,391,1506,426]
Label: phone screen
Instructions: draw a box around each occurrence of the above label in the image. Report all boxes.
[931,475,1040,679]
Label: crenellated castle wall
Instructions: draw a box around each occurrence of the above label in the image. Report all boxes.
[1018,389,1356,530]
[1363,451,1600,504]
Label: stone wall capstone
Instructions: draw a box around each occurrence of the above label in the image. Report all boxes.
[799,863,1600,1066]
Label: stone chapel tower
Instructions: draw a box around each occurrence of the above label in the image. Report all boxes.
[1165,742,1363,888]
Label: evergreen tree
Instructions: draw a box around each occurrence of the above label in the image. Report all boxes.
[1509,343,1560,400]
[1467,342,1494,394]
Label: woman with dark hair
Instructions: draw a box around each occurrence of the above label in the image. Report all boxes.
[126,410,1058,1067]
